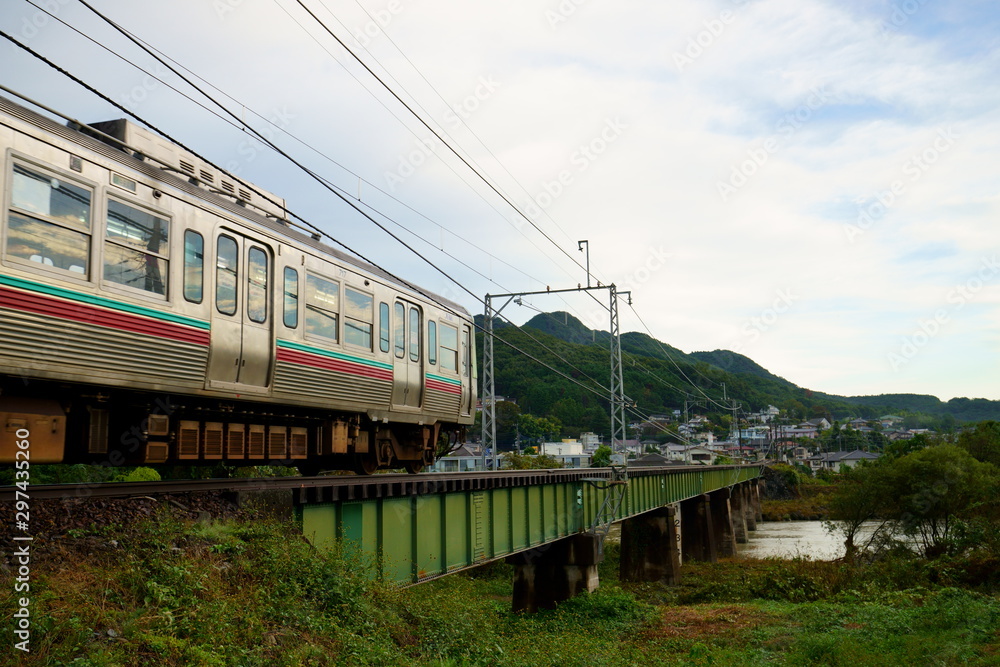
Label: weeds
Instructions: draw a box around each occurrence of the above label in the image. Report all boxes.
[3,511,999,666]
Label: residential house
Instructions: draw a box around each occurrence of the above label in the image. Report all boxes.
[808,449,880,471]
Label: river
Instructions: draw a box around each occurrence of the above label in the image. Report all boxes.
[741,521,848,560]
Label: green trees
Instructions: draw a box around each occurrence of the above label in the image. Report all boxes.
[826,443,1000,560]
[517,414,562,447]
[591,445,612,468]
[501,451,563,470]
[956,420,1000,466]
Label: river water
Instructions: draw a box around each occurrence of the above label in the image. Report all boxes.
[741,521,847,560]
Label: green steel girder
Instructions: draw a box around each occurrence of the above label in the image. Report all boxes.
[297,465,761,585]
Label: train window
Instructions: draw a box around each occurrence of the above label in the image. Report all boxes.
[428,321,437,365]
[440,323,458,372]
[393,302,405,359]
[283,267,298,328]
[216,235,238,315]
[344,287,373,349]
[12,163,91,229]
[408,306,421,362]
[379,302,390,353]
[183,230,204,303]
[305,273,339,341]
[104,199,169,296]
[6,163,92,276]
[462,328,470,377]
[246,246,268,323]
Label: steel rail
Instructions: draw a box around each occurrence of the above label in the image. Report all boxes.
[0,465,760,503]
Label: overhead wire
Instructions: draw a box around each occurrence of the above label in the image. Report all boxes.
[32,0,745,428]
[283,1,742,411]
[287,0,595,281]
[19,0,565,295]
[0,23,621,407]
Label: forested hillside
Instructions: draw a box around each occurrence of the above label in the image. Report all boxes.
[475,312,1000,438]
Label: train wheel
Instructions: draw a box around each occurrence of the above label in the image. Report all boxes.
[353,454,379,476]
[404,460,424,475]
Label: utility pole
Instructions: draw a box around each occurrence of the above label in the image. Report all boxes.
[578,240,590,288]
[480,283,630,470]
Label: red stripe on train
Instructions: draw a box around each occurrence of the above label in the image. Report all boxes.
[276,347,394,382]
[0,285,210,347]
[426,378,463,395]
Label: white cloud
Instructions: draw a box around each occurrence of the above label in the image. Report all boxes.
[0,0,997,401]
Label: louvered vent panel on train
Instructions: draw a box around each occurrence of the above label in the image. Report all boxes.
[289,427,308,459]
[84,118,288,222]
[87,407,108,454]
[268,426,288,459]
[204,422,224,459]
[226,423,245,459]
[178,421,200,459]
[248,424,266,459]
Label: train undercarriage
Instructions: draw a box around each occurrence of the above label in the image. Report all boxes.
[0,379,460,475]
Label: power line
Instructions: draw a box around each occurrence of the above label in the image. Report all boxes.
[289,0,592,278]
[0,26,619,407]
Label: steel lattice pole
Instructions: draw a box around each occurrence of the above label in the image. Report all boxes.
[609,285,627,461]
[481,295,495,470]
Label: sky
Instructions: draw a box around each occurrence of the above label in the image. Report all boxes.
[1,0,998,403]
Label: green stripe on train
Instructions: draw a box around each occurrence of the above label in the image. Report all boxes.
[0,273,210,329]
[276,339,394,370]
[426,372,462,386]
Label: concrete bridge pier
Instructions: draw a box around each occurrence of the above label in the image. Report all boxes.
[507,533,602,613]
[618,505,682,585]
[709,488,738,558]
[752,479,764,524]
[742,483,758,532]
[680,494,717,562]
[730,484,749,544]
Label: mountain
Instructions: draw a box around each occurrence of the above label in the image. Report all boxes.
[689,350,797,388]
[475,311,1000,431]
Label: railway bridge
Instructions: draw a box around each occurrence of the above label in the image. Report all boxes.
[295,464,763,611]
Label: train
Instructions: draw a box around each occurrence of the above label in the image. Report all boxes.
[0,93,476,474]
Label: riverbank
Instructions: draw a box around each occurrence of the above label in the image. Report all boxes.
[761,482,835,521]
[3,505,1000,665]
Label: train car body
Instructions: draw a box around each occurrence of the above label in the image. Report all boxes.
[0,95,476,473]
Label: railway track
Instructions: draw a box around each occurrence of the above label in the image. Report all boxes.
[0,465,754,503]
[0,468,616,503]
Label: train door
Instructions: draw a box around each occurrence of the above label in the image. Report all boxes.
[206,230,274,391]
[460,324,473,417]
[391,299,423,409]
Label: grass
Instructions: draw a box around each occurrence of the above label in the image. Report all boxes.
[3,511,1000,666]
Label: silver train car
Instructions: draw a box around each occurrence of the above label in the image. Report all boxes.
[0,95,476,474]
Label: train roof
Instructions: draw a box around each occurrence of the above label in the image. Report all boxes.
[0,94,470,317]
